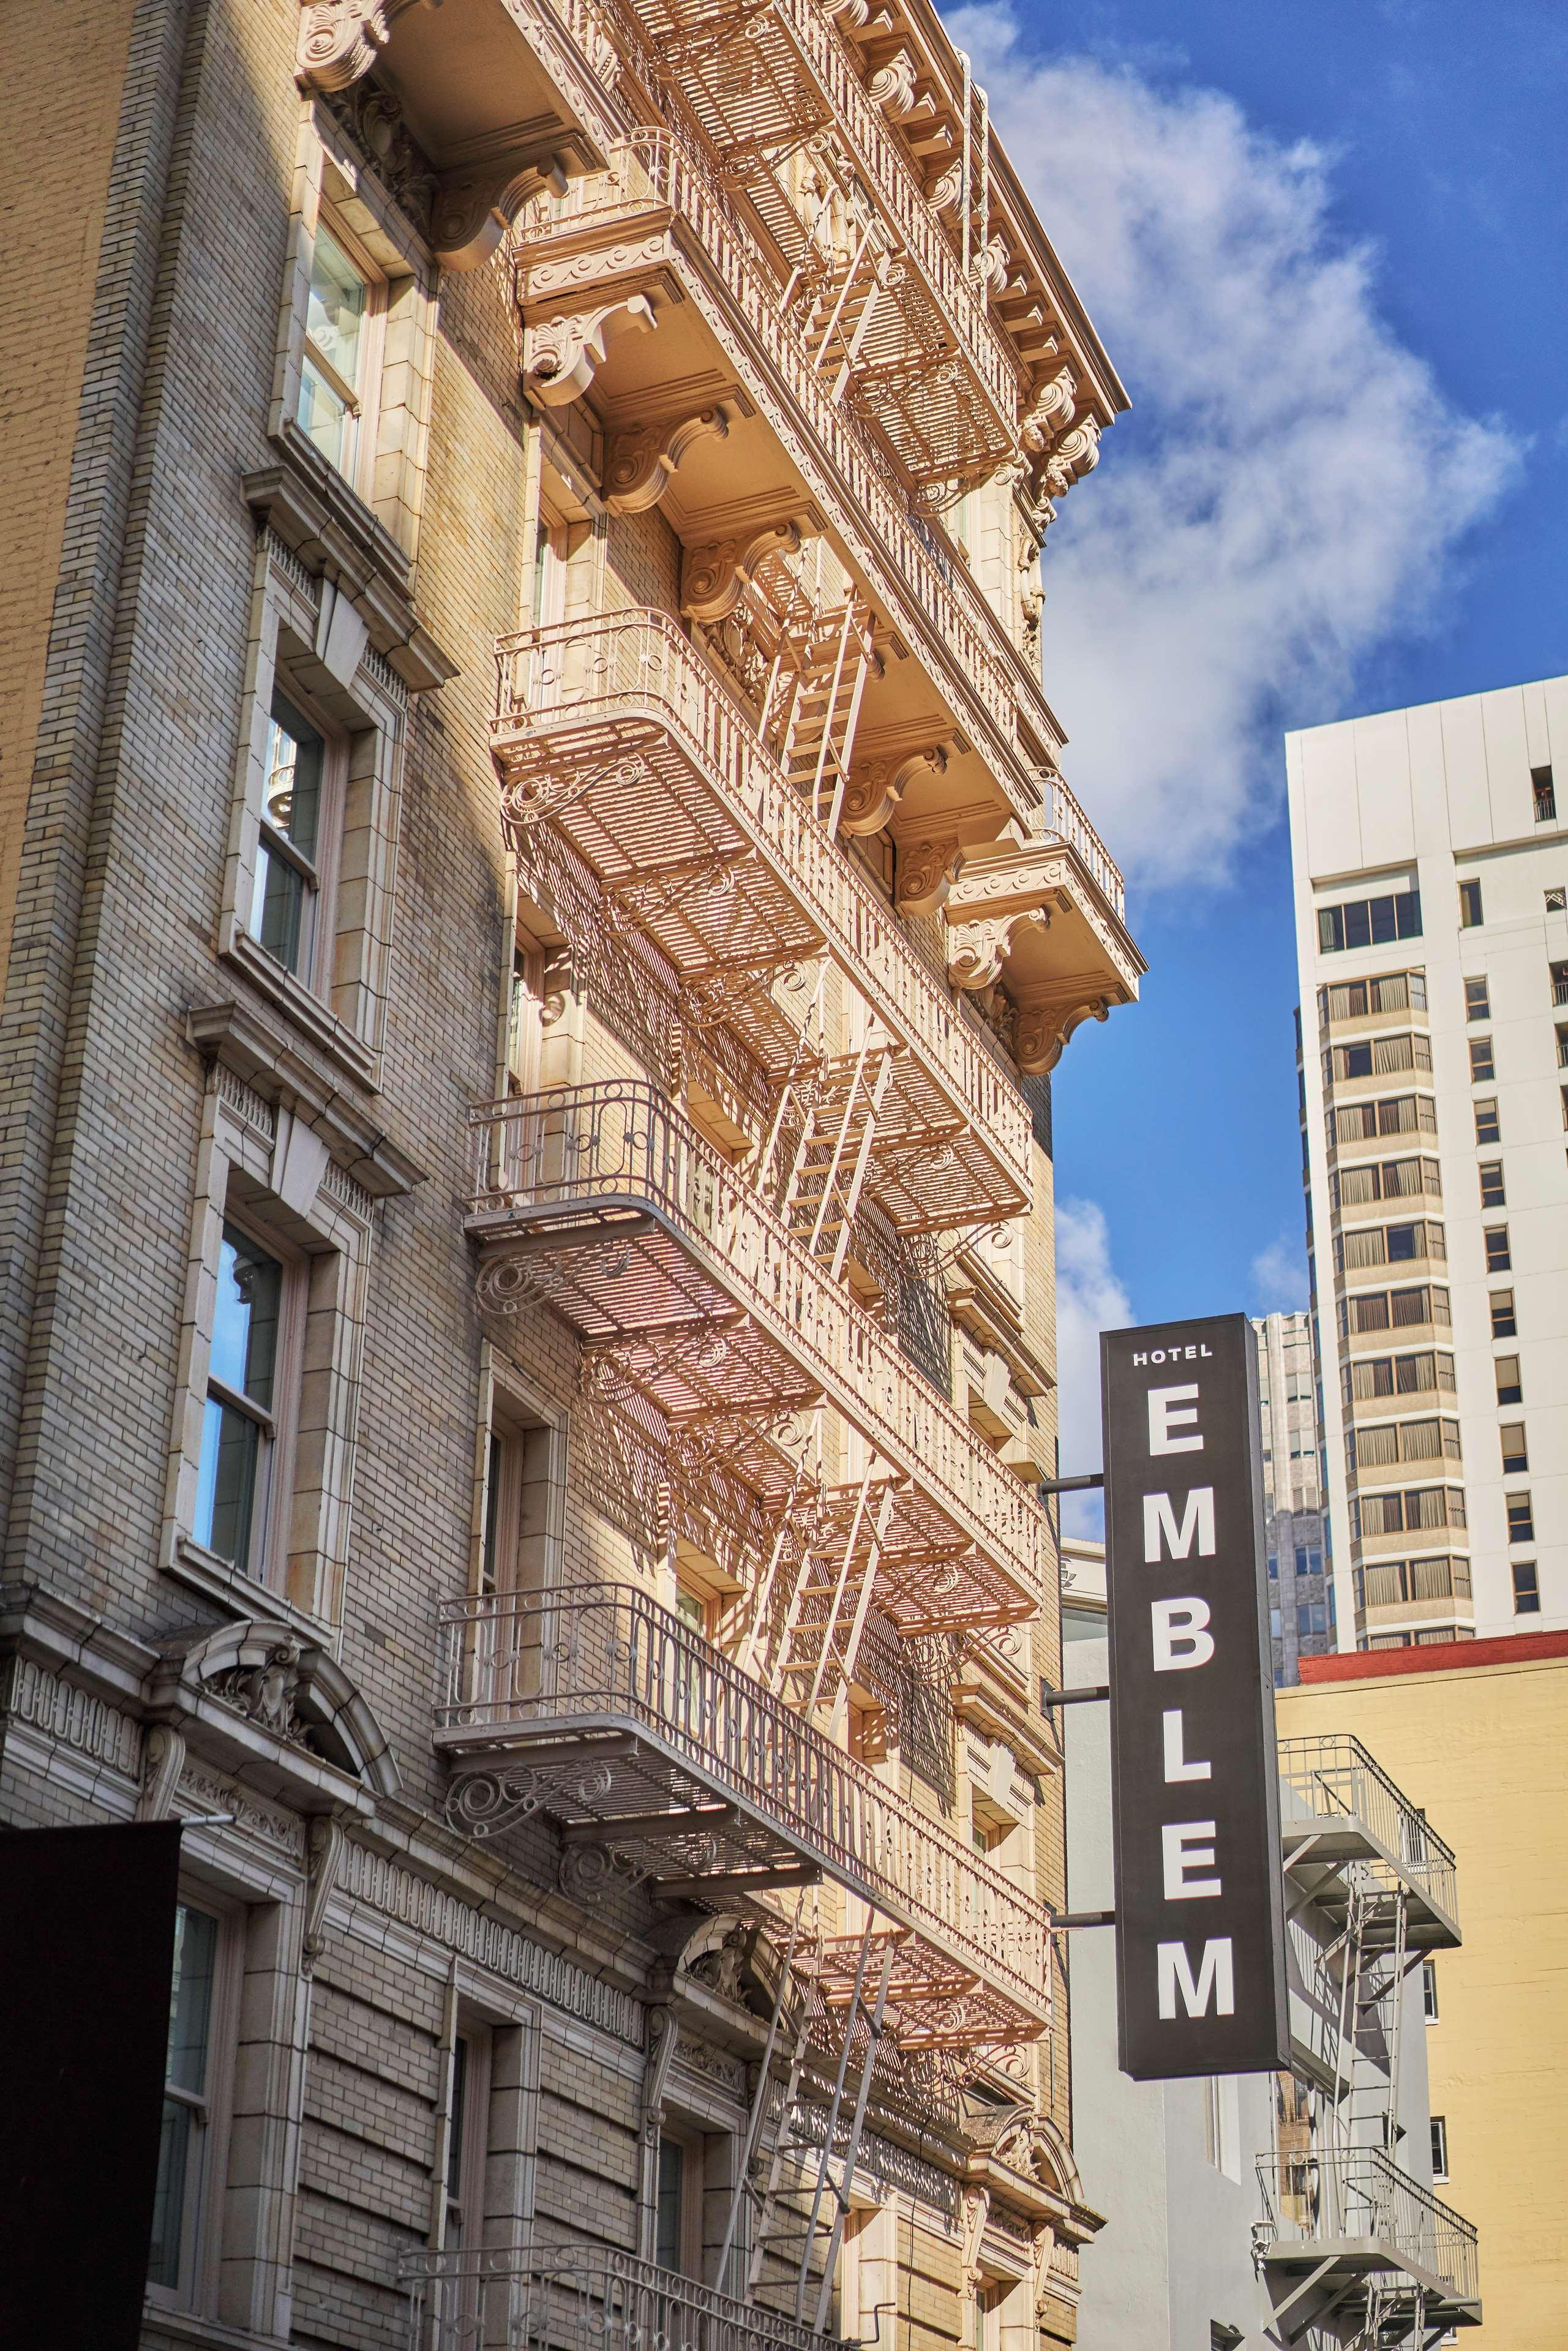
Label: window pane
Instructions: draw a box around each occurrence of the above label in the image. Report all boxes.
[306,225,367,391]
[195,1393,261,1566]
[148,2102,197,2290]
[656,2137,685,2273]
[297,354,353,471]
[209,1226,282,1406]
[148,1907,219,2291]
[264,696,324,864]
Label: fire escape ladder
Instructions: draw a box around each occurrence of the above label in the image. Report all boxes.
[777,1465,895,1715]
[782,601,872,834]
[746,1913,896,2330]
[782,1037,893,1280]
[715,1891,817,2297]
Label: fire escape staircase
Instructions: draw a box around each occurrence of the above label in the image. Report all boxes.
[776,600,875,834]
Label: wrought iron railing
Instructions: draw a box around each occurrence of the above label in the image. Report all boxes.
[438,1582,1052,2020]
[1256,2148,1478,2306]
[468,1082,1045,1601]
[493,608,1037,1194]
[1277,1735,1458,1927]
[402,2243,853,2351]
[510,133,1090,827]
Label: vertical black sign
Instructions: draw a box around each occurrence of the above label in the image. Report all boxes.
[0,1820,182,2345]
[1101,1314,1288,2079]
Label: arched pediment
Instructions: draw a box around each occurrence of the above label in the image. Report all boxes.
[157,1620,400,1796]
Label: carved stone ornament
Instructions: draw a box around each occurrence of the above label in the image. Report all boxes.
[435,152,570,272]
[137,1724,188,1823]
[947,911,1034,994]
[866,50,920,119]
[1044,418,1101,499]
[325,81,437,230]
[149,1619,401,1795]
[298,0,401,94]
[927,161,964,215]
[604,405,732,516]
[302,1815,345,1976]
[895,834,963,918]
[1020,366,1077,454]
[680,519,805,625]
[523,293,658,407]
[839,743,948,838]
[1013,995,1110,1078]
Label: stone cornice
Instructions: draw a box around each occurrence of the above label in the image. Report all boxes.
[186,999,427,1198]
[243,431,458,692]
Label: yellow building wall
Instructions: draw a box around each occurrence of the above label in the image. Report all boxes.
[0,0,139,994]
[1277,1651,1568,2348]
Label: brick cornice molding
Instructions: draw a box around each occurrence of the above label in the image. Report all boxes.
[185,999,427,1198]
[243,430,458,692]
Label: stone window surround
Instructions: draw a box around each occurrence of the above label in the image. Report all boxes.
[165,1001,424,1637]
[469,1343,569,1600]
[274,100,440,562]
[225,468,451,1092]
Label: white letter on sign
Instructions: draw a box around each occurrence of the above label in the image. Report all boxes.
[1163,1709,1212,1783]
[1163,1821,1221,1899]
[1149,1384,1203,1454]
[1144,1488,1216,1561]
[1157,1940,1235,2019]
[1152,1597,1214,1670]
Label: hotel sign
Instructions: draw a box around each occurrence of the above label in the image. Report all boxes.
[1100,1314,1289,2079]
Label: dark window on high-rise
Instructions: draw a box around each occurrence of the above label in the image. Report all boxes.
[1512,1561,1541,1614]
[1463,976,1490,1021]
[1317,889,1422,953]
[1533,765,1557,822]
[1458,879,1484,928]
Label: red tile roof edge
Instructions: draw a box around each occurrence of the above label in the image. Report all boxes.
[1299,1629,1568,1681]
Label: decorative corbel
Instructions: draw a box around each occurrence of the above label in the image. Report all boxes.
[680,519,805,624]
[433,149,570,271]
[927,161,964,214]
[636,2003,681,2259]
[894,834,963,917]
[1044,418,1101,499]
[960,2184,991,2331]
[866,50,920,119]
[604,404,733,515]
[137,1724,187,1822]
[947,911,1029,993]
[523,293,659,407]
[1020,366,1077,453]
[297,0,400,94]
[1014,995,1110,1077]
[840,742,949,838]
[302,1813,345,1976]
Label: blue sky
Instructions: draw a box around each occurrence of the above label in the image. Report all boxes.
[945,0,1568,1490]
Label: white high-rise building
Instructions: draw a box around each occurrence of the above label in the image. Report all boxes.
[1288,673,1568,1648]
[1253,1311,1332,1681]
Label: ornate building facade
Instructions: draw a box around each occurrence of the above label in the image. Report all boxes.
[0,1,1140,2345]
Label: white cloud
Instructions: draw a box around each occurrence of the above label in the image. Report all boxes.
[1250,1233,1309,1312]
[1053,1197,1134,1536]
[947,10,1523,883]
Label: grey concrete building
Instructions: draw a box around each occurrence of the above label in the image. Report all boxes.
[0,1,1147,2346]
[1255,1311,1334,1686]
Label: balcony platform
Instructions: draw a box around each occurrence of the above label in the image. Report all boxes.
[494,609,1032,1233]
[402,2244,855,2351]
[437,1582,1053,2049]
[1278,1735,1460,1951]
[470,1083,1046,1621]
[1257,2150,1480,2337]
[943,839,1144,1078]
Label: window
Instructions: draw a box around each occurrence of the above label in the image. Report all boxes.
[1423,1960,1439,2022]
[296,217,383,491]
[1463,976,1490,1021]
[1468,1035,1495,1082]
[1321,970,1426,1022]
[1478,1161,1506,1209]
[1353,1487,1466,1538]
[1343,1284,1450,1335]
[1474,1098,1500,1144]
[479,1389,558,1598]
[1267,1553,1278,1580]
[148,1903,227,2304]
[656,2133,702,2278]
[1484,1227,1511,1273]
[1269,1606,1281,1638]
[1202,2075,1240,2182]
[1534,764,1558,822]
[1500,1423,1529,1474]
[1490,1289,1517,1337]
[1430,2117,1449,2180]
[443,2028,492,2254]
[195,1224,287,1577]
[1553,961,1568,1008]
[1330,1092,1438,1144]
[1335,1220,1444,1273]
[1318,889,1422,953]
[1348,1351,1455,1401]
[1297,1601,1327,1638]
[1495,1354,1523,1404]
[1506,1493,1535,1543]
[1326,1033,1431,1084]
[250,689,337,984]
[1512,1560,1541,1614]
[1458,879,1483,928]
[1548,887,1567,914]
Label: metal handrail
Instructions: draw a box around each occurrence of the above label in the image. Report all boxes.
[493,606,1036,1196]
[437,1581,1053,2019]
[510,131,1103,844]
[467,1081,1046,1602]
[401,2243,853,2351]
[1277,1734,1458,1925]
[1256,2148,1479,2304]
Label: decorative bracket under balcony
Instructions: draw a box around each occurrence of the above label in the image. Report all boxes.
[431,139,571,271]
[839,741,953,839]
[524,294,661,407]
[943,840,1144,1077]
[680,519,808,624]
[605,400,740,515]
